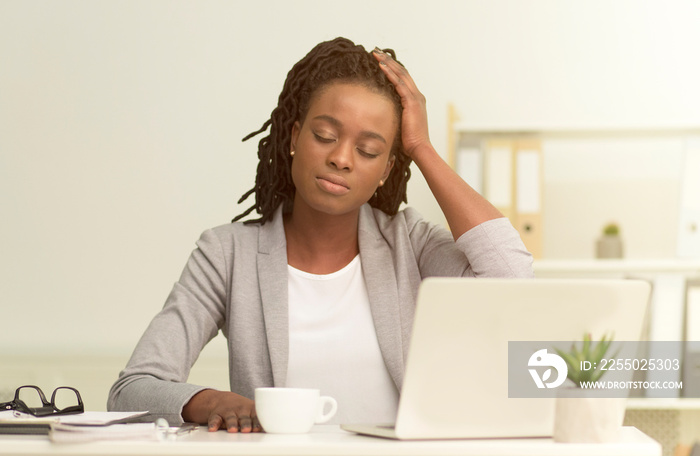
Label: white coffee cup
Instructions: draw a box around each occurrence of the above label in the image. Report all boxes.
[254,387,338,434]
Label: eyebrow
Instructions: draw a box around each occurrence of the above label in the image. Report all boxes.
[312,114,387,144]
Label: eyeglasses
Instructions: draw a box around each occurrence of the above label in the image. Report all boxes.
[0,385,84,417]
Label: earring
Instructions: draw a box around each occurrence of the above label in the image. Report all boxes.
[379,180,384,187]
[290,151,295,157]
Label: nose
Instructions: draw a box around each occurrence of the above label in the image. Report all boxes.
[327,140,353,171]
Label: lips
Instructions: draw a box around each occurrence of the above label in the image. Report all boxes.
[316,174,350,195]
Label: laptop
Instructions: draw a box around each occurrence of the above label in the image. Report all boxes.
[341,277,651,440]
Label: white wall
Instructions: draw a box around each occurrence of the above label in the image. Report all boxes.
[542,136,687,259]
[2,0,700,405]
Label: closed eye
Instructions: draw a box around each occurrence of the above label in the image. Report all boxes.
[313,132,335,144]
[358,148,379,158]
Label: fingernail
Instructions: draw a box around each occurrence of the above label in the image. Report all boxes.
[373,47,385,55]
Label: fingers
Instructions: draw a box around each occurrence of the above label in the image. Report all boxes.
[225,412,260,433]
[236,414,263,433]
[207,414,223,432]
[252,414,263,432]
[372,46,431,158]
[372,48,427,117]
[208,411,262,433]
[372,48,418,95]
[199,391,262,433]
[225,413,244,433]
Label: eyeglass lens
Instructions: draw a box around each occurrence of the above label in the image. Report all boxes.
[52,387,81,412]
[16,387,47,409]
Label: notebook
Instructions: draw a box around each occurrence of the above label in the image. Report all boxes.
[0,411,149,435]
[341,277,651,440]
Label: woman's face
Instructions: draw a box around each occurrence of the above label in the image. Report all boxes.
[289,82,397,218]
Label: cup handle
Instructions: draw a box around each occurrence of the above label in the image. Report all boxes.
[315,396,338,424]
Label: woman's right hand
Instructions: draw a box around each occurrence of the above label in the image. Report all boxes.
[182,389,262,433]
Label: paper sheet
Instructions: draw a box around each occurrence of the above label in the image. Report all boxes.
[49,422,159,443]
[0,410,148,425]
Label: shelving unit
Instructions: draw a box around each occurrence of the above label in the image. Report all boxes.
[447,109,700,456]
[448,107,700,258]
[624,401,700,456]
[627,399,700,410]
[447,101,700,158]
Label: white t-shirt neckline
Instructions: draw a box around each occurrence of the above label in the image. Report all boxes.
[287,254,361,280]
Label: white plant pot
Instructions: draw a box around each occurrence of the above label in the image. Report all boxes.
[553,390,626,443]
[596,235,623,259]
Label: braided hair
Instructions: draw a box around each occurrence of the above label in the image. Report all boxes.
[232,37,412,224]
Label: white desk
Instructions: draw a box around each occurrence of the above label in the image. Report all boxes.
[0,425,661,456]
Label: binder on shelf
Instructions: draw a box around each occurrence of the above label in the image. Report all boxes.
[646,274,685,398]
[455,137,484,195]
[683,281,700,398]
[483,139,514,220]
[479,138,543,258]
[514,139,543,259]
[677,137,700,258]
[451,125,544,259]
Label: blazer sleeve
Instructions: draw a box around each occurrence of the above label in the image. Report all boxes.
[406,209,534,279]
[107,229,228,423]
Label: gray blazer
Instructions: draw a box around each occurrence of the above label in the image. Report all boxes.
[108,204,533,420]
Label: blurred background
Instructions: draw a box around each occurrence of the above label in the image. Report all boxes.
[1,2,700,450]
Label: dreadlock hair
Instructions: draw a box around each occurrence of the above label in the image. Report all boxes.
[232,37,412,225]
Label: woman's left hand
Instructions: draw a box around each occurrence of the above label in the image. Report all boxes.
[373,48,431,159]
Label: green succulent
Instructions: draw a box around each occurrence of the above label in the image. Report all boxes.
[603,223,620,236]
[554,333,615,387]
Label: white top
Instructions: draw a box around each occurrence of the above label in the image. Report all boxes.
[0,425,662,456]
[286,255,400,425]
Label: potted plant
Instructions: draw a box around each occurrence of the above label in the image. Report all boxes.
[555,333,614,386]
[596,222,623,258]
[552,333,626,443]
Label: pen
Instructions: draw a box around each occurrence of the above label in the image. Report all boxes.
[155,419,198,440]
[172,423,198,436]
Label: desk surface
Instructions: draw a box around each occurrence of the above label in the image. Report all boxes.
[0,425,661,456]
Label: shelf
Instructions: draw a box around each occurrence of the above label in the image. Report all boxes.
[452,122,700,138]
[627,398,700,410]
[534,259,700,276]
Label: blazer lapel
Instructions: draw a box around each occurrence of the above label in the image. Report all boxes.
[358,205,405,389]
[257,207,290,387]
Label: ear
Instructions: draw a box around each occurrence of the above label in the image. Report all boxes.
[290,121,301,153]
[380,155,396,184]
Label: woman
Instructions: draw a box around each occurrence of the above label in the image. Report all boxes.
[108,37,533,433]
